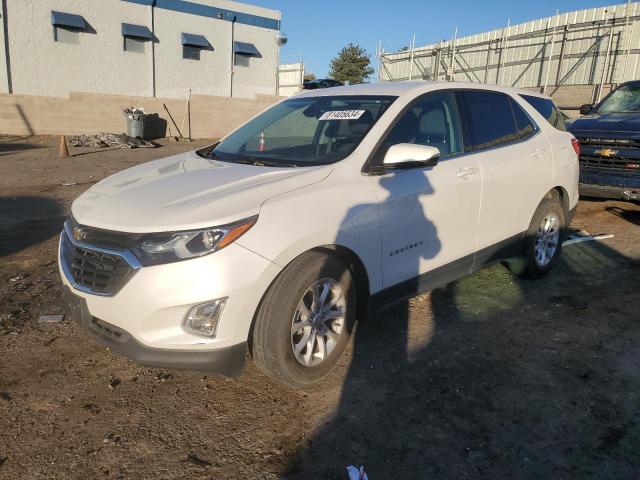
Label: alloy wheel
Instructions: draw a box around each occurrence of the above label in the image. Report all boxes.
[290,278,346,367]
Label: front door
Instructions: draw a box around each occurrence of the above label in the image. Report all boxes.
[369,90,482,289]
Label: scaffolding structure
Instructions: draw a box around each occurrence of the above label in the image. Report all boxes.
[379,2,640,108]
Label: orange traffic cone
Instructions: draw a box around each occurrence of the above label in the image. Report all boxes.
[58,135,70,158]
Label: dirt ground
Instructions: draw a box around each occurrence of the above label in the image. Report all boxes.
[1,135,639,479]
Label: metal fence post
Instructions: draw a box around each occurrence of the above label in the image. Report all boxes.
[543,14,560,94]
[597,16,615,103]
[448,28,458,81]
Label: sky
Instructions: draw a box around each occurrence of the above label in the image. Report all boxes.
[253,0,624,78]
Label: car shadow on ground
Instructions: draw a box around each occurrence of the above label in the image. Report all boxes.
[282,237,640,479]
[605,205,640,227]
[0,196,65,257]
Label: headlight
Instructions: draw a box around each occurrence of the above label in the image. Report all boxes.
[133,216,257,266]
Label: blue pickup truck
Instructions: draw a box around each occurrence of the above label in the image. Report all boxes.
[567,80,640,203]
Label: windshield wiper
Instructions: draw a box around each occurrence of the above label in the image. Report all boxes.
[231,157,298,168]
[195,142,219,159]
[206,149,300,168]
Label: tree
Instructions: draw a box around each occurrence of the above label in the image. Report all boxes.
[303,72,316,82]
[328,43,374,84]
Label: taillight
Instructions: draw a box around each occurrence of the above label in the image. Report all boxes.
[571,137,580,156]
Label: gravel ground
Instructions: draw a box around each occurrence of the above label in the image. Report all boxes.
[0,135,639,479]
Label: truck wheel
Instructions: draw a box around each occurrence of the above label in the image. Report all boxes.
[251,251,356,388]
[507,195,566,278]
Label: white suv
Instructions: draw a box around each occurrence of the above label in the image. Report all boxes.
[59,82,579,387]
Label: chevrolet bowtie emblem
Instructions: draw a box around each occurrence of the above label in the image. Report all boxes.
[72,226,87,242]
[595,148,618,157]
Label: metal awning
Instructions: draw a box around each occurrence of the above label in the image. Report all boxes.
[234,41,260,56]
[122,23,153,40]
[50,11,86,30]
[181,33,209,48]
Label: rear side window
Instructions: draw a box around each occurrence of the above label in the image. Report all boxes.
[459,91,521,151]
[521,94,567,131]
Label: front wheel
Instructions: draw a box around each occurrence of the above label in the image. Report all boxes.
[507,195,566,278]
[251,251,356,388]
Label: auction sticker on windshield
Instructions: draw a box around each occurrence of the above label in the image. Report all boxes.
[319,110,366,121]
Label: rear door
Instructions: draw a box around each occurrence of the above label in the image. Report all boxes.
[457,90,553,264]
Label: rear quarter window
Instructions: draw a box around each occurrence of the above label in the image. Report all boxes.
[521,94,567,131]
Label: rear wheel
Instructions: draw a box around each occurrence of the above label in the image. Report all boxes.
[251,251,356,388]
[507,195,565,278]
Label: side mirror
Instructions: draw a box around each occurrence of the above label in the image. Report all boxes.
[383,143,440,170]
[579,104,593,115]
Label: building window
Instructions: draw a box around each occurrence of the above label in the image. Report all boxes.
[235,53,250,67]
[124,36,146,53]
[121,24,152,54]
[51,11,86,44]
[181,33,209,61]
[54,25,80,44]
[183,45,201,61]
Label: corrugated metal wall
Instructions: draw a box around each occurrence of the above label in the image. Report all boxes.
[380,2,640,107]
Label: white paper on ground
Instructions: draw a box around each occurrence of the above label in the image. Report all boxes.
[346,465,368,480]
[562,231,614,247]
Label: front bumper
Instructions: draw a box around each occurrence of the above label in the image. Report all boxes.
[579,166,640,202]
[63,286,247,376]
[59,230,282,376]
[579,183,640,202]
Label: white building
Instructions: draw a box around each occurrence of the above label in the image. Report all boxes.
[0,0,283,99]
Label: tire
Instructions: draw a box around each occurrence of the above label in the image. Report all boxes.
[506,194,566,278]
[251,251,356,388]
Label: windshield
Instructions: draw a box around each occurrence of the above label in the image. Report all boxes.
[213,95,396,167]
[596,85,640,113]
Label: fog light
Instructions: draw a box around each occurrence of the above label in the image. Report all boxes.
[183,298,227,337]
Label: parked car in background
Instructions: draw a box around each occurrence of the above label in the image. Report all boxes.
[567,80,640,203]
[60,81,578,388]
[302,78,344,90]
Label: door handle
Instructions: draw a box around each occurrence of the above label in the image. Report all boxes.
[456,167,478,178]
[531,148,547,158]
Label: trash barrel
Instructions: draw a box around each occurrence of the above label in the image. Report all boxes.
[124,112,145,139]
[123,112,167,140]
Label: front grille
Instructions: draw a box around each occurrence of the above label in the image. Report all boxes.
[575,135,640,172]
[577,137,640,150]
[89,317,130,343]
[67,215,143,249]
[579,155,640,171]
[61,232,135,295]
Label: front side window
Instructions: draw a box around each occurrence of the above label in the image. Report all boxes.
[374,91,464,165]
[596,84,640,113]
[212,96,396,167]
[461,91,521,151]
[183,46,201,60]
[521,94,566,131]
[55,26,80,44]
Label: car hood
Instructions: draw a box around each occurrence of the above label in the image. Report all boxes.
[568,111,640,136]
[72,150,332,233]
